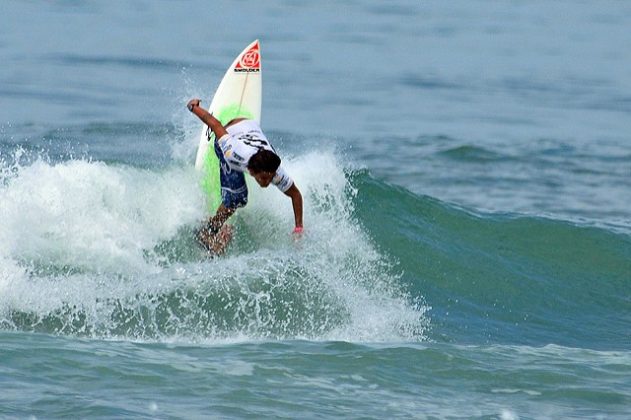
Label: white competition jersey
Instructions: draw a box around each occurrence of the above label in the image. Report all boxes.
[217,119,294,192]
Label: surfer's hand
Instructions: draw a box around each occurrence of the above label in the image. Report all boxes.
[292,226,304,238]
[187,98,201,112]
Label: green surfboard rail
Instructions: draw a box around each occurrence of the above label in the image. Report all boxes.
[200,103,255,211]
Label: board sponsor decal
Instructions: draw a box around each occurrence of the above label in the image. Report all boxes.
[234,42,260,73]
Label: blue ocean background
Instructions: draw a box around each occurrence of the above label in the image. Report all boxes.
[1,1,630,418]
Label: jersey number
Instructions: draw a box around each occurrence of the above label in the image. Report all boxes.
[241,134,270,150]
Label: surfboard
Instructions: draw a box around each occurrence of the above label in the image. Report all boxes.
[194,40,262,210]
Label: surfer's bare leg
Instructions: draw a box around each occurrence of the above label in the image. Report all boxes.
[196,204,236,253]
[208,204,236,232]
[197,224,233,254]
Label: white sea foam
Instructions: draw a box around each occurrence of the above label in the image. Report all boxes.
[0,150,428,342]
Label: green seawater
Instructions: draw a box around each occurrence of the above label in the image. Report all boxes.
[1,333,629,418]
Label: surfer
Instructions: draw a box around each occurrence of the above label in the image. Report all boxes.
[187,98,304,252]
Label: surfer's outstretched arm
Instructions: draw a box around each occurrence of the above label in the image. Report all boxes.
[187,98,228,139]
[284,183,303,232]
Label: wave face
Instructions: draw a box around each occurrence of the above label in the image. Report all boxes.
[353,173,631,349]
[0,150,428,342]
[2,145,628,350]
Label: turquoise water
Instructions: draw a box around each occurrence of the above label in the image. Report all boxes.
[1,1,630,418]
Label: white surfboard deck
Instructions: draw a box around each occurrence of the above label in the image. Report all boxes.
[194,40,262,210]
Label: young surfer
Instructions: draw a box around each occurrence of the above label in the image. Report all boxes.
[187,98,303,252]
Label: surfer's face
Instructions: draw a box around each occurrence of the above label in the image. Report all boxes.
[250,170,274,187]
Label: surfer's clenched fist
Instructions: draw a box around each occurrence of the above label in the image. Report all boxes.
[187,98,201,112]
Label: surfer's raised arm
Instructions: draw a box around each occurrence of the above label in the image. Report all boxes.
[187,99,228,139]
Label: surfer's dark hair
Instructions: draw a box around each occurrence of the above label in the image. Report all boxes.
[248,150,281,173]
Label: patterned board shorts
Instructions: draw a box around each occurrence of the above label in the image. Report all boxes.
[214,139,248,209]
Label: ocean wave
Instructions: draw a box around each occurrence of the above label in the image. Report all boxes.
[353,172,631,349]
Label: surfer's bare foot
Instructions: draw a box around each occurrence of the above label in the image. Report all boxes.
[196,224,233,255]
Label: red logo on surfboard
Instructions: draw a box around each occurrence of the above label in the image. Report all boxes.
[235,43,260,73]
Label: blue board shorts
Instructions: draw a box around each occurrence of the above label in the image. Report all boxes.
[214,139,248,209]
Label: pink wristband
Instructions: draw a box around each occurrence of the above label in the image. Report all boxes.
[293,226,304,234]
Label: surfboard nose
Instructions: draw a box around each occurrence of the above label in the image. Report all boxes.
[234,40,261,73]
